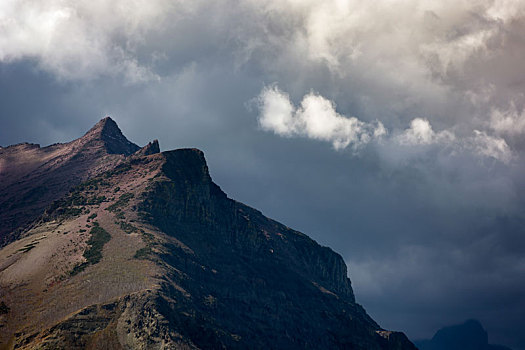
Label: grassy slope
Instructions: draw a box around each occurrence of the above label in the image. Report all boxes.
[0,157,164,347]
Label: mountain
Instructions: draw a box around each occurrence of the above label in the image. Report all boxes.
[0,117,416,349]
[415,319,512,350]
[0,117,142,247]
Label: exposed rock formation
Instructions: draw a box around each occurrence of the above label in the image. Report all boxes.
[135,140,160,156]
[0,118,416,349]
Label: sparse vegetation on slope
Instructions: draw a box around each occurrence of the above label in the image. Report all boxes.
[118,221,137,234]
[133,230,156,260]
[133,246,152,259]
[107,193,134,212]
[17,242,38,253]
[75,177,110,192]
[0,301,9,315]
[71,224,111,275]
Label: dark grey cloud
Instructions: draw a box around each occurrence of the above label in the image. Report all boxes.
[1,1,525,349]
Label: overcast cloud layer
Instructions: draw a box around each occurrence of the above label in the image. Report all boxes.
[1,1,525,348]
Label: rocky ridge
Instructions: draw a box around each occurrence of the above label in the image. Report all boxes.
[0,117,143,247]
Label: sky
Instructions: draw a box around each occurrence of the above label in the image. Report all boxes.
[1,0,524,348]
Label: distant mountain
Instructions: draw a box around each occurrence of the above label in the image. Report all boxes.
[0,118,416,349]
[415,319,512,350]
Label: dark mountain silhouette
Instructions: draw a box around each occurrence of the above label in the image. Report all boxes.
[415,319,512,350]
[0,117,416,349]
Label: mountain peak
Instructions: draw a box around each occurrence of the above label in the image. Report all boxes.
[82,116,140,155]
[85,116,122,138]
[92,115,118,131]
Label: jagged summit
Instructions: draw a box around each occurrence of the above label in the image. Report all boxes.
[84,116,119,136]
[135,139,160,156]
[81,116,140,155]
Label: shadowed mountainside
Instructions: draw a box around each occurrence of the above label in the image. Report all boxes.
[0,118,416,349]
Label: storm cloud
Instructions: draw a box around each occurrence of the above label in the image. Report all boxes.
[1,0,525,348]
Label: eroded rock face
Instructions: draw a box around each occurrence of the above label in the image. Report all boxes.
[0,118,417,349]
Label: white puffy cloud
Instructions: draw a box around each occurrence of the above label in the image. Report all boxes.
[257,87,296,136]
[490,104,525,135]
[396,118,455,146]
[258,87,512,163]
[393,119,512,163]
[257,86,386,150]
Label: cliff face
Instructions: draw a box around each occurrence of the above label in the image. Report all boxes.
[0,118,416,349]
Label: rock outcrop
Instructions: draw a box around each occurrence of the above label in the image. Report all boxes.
[135,139,160,156]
